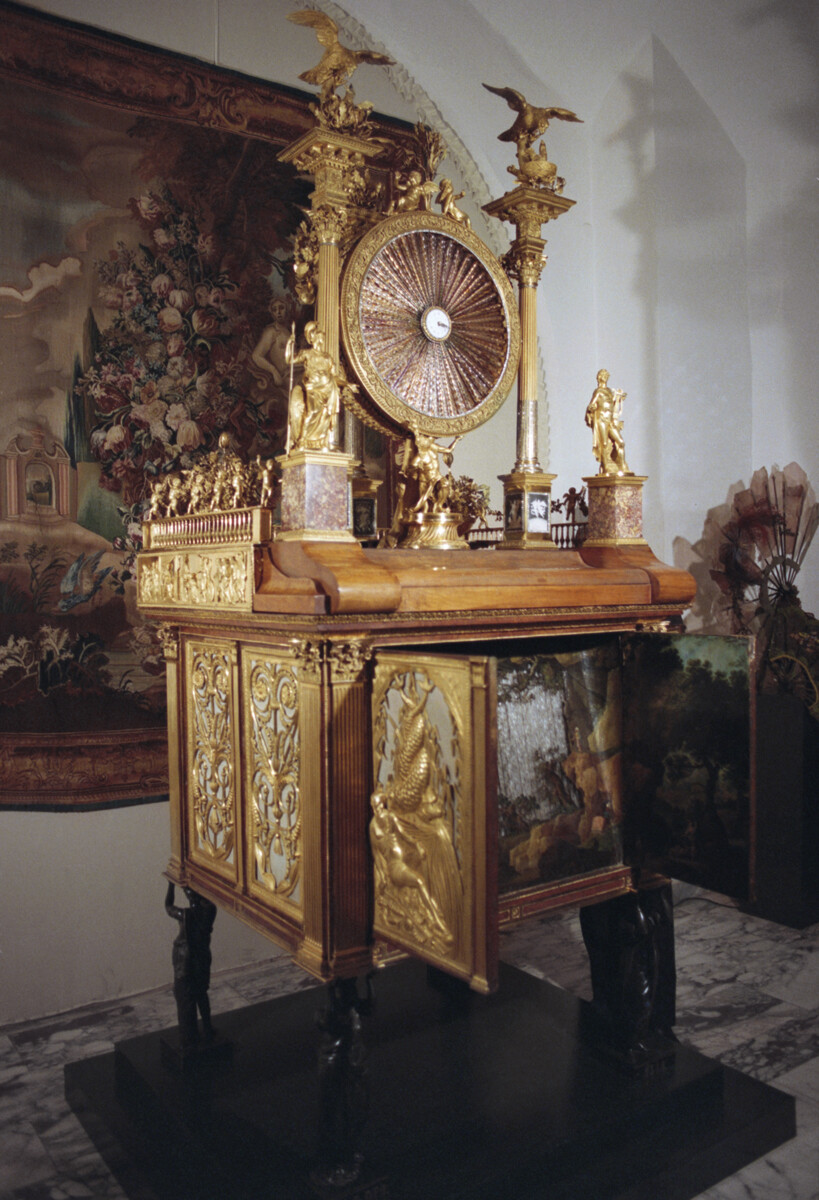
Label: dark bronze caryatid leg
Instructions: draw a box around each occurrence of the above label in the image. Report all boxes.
[162,882,229,1070]
[638,881,676,1037]
[311,976,372,1190]
[579,881,676,1074]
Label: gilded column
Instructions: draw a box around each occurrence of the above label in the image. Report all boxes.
[507,231,549,473]
[158,623,185,882]
[277,131,375,538]
[482,80,581,549]
[312,204,348,423]
[484,186,575,549]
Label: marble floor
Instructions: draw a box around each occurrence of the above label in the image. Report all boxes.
[1,889,817,1200]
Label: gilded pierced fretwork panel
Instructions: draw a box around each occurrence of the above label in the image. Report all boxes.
[242,651,302,912]
[185,640,237,880]
[139,550,251,610]
[370,658,473,972]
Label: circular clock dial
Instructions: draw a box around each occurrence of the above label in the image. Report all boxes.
[340,212,520,438]
[422,306,452,342]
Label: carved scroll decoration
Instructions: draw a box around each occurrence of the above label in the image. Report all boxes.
[188,643,236,868]
[244,655,302,905]
[371,668,465,960]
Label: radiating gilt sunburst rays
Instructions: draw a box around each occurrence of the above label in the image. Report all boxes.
[359,231,509,420]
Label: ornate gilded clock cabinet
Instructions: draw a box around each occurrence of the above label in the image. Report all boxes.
[138,24,696,1032]
[72,20,798,1199]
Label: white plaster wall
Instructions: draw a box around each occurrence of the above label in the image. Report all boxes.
[4,0,817,1021]
[0,804,276,1025]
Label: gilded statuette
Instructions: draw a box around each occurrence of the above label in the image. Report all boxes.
[287,9,394,133]
[482,83,582,191]
[285,321,356,454]
[382,426,468,550]
[585,369,632,477]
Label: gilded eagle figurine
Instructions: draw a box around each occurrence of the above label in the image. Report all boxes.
[482,83,582,153]
[288,10,394,99]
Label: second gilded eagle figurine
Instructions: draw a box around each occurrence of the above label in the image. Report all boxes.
[482,83,582,157]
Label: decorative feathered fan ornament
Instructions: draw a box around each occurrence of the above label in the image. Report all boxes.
[707,463,819,715]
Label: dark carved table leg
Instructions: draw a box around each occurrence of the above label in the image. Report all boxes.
[639,881,676,1036]
[162,882,231,1071]
[579,880,676,1074]
[311,976,371,1190]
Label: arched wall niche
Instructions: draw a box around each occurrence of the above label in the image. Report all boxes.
[1,428,76,523]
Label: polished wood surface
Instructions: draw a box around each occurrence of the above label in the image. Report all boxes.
[254,540,696,626]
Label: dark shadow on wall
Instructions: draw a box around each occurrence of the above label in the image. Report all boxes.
[740,1,819,425]
[594,37,752,541]
[741,0,819,146]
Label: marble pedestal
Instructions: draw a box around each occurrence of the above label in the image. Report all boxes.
[583,474,648,547]
[278,449,355,543]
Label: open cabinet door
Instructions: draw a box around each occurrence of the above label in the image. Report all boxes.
[370,651,498,993]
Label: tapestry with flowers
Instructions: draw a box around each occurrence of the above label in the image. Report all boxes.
[0,6,333,807]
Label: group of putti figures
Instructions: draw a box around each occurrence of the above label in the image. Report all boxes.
[146,435,276,520]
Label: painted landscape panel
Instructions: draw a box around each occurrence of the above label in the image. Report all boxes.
[496,640,624,894]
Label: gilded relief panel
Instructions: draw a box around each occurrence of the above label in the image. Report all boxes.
[371,654,493,989]
[241,648,302,916]
[139,550,251,610]
[185,638,238,883]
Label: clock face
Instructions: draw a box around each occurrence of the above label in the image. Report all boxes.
[422,306,452,342]
[340,211,520,438]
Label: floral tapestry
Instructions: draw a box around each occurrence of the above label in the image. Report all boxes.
[0,6,338,807]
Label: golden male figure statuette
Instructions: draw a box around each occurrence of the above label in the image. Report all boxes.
[585,369,632,476]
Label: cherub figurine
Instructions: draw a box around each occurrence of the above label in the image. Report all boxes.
[259,457,276,508]
[436,178,471,230]
[388,169,437,214]
[585,369,631,476]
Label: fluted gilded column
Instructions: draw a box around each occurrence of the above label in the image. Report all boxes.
[484,185,575,548]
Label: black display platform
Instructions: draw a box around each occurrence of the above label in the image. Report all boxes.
[65,961,795,1200]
